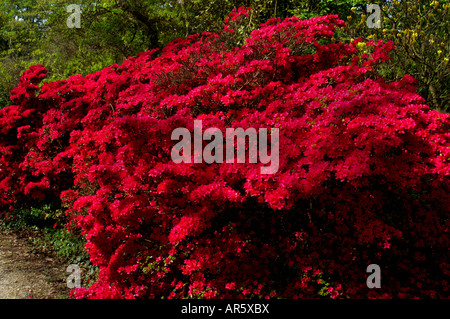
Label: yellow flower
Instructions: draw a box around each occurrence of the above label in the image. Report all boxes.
[357,42,366,50]
[437,50,443,56]
[351,7,357,13]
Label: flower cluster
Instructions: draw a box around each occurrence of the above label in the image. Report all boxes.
[0,8,448,298]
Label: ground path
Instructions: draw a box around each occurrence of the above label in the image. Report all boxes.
[0,231,69,299]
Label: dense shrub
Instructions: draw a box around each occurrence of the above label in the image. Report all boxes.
[0,8,449,298]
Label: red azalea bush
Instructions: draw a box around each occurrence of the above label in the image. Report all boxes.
[0,7,449,298]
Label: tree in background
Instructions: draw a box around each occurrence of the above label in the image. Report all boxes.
[0,0,182,108]
[342,0,449,112]
[0,0,448,112]
[0,0,46,107]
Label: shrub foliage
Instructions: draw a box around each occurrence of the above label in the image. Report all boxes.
[0,8,449,298]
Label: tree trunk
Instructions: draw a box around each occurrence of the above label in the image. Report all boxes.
[115,0,159,49]
[428,83,439,111]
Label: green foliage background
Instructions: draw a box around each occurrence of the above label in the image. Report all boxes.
[1,0,448,111]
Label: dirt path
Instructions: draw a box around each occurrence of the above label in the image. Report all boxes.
[0,231,69,299]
